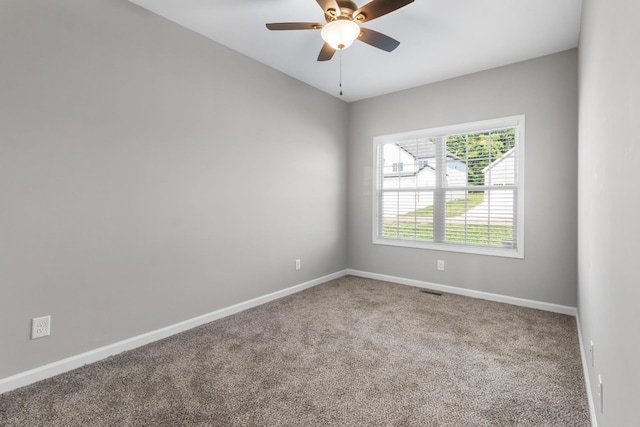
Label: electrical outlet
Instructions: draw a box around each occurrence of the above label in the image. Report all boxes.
[437,260,445,271]
[598,374,603,413]
[295,259,301,271]
[589,340,594,368]
[31,315,51,339]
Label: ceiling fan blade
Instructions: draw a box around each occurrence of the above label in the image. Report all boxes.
[354,0,414,23]
[358,28,400,52]
[317,42,336,61]
[316,0,341,17]
[266,22,323,31]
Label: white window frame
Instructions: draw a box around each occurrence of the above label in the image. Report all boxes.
[372,115,525,259]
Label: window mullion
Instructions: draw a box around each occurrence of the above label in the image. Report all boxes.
[465,133,469,243]
[377,144,384,237]
[433,136,445,242]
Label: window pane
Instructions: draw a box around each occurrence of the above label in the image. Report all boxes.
[466,132,491,186]
[486,189,516,247]
[414,191,434,240]
[381,191,400,238]
[381,139,439,191]
[443,189,515,247]
[397,192,417,239]
[486,144,516,186]
[444,130,517,188]
[445,158,467,187]
[382,143,401,189]
[381,192,418,239]
[381,191,435,241]
[444,191,485,244]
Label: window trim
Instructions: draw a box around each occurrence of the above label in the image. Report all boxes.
[372,115,525,259]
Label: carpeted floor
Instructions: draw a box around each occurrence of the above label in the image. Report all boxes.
[0,276,590,426]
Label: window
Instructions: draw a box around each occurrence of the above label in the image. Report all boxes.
[373,116,524,258]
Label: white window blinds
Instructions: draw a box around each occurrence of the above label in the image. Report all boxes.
[373,116,524,258]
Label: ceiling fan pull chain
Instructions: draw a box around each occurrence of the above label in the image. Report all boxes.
[339,50,343,96]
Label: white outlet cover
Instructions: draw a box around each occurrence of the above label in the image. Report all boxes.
[31,315,51,339]
[598,374,603,413]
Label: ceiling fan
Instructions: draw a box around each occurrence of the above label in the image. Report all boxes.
[266,0,415,61]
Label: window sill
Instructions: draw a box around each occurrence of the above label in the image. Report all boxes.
[373,237,524,259]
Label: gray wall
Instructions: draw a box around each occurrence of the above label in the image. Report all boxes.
[0,0,348,379]
[348,50,579,306]
[577,0,640,425]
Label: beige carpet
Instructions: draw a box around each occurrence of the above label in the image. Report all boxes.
[0,276,590,426]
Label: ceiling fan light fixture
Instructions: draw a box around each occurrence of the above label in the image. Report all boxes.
[321,19,360,50]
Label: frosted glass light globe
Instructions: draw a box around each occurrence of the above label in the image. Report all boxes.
[321,20,360,50]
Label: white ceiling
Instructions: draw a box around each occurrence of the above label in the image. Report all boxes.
[128,0,583,103]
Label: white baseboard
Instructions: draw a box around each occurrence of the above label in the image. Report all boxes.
[575,312,598,427]
[0,269,580,395]
[0,270,348,395]
[346,269,578,316]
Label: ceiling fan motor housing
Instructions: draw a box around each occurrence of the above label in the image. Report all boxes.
[325,1,365,22]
